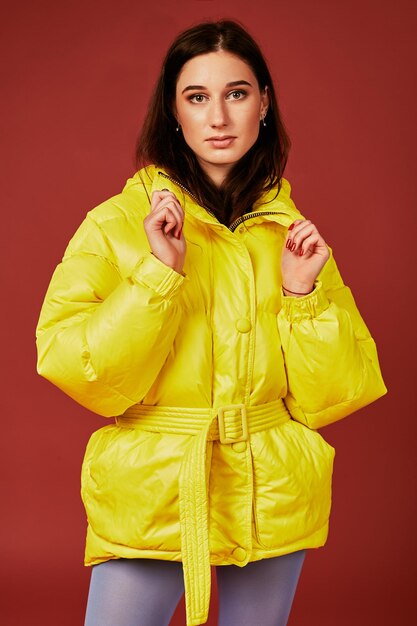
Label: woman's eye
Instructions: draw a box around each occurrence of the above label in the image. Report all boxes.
[189,94,206,103]
[228,90,246,100]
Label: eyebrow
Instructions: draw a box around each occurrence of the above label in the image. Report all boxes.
[181,80,253,94]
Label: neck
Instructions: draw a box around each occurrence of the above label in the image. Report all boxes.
[198,160,231,188]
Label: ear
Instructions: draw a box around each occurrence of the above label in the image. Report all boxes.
[260,85,270,117]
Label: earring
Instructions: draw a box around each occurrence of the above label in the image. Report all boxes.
[261,114,267,127]
[176,122,180,132]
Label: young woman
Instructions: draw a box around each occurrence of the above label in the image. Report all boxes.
[36,19,387,626]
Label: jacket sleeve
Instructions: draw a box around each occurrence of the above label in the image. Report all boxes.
[36,213,187,417]
[277,246,387,430]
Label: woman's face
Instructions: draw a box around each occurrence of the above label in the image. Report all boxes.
[174,50,269,187]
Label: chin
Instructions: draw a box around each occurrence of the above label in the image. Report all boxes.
[201,150,243,165]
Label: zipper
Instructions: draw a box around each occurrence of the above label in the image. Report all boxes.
[228,210,285,232]
[158,170,284,232]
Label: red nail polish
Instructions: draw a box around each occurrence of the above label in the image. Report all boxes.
[291,242,296,251]
[299,249,304,256]
[286,239,292,248]
[289,223,295,231]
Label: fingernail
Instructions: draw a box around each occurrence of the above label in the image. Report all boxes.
[290,242,296,251]
[286,239,292,248]
[299,249,304,256]
[289,223,295,230]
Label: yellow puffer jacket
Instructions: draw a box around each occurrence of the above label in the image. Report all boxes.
[36,165,387,626]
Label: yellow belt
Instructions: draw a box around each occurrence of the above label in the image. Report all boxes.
[116,399,291,626]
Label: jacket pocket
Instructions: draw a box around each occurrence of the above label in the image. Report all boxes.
[287,420,336,461]
[80,425,116,504]
[250,421,335,550]
[81,427,193,552]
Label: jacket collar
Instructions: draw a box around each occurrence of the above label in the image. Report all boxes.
[125,165,300,231]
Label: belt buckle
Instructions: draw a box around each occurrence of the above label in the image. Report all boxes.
[217,404,248,444]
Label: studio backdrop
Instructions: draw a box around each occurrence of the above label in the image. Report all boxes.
[1,1,416,624]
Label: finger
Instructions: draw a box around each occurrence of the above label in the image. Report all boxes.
[150,196,183,226]
[155,201,184,237]
[297,233,323,257]
[286,222,317,252]
[153,195,185,234]
[151,188,177,201]
[290,220,314,238]
[288,219,305,232]
[163,208,181,237]
[165,202,184,238]
[151,189,183,213]
[154,196,184,216]
[146,204,178,235]
[164,207,183,240]
[151,190,169,210]
[286,219,311,245]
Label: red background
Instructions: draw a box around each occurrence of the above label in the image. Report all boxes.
[1,0,416,624]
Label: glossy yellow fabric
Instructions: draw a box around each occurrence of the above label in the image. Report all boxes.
[36,165,387,626]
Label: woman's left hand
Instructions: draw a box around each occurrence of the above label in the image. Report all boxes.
[281,219,330,294]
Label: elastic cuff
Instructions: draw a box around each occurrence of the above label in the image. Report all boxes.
[280,280,330,321]
[130,252,187,298]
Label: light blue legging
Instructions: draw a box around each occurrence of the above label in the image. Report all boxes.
[84,549,306,626]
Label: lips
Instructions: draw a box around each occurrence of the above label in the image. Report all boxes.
[205,136,236,148]
[206,135,235,140]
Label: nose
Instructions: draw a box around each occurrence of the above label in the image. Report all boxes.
[208,97,229,128]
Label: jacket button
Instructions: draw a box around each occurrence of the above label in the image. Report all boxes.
[238,226,245,234]
[232,441,247,453]
[236,318,251,333]
[232,546,247,561]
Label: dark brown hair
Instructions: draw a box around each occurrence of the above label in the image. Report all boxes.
[135,19,291,227]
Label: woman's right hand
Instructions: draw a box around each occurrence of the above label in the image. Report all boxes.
[143,189,186,275]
